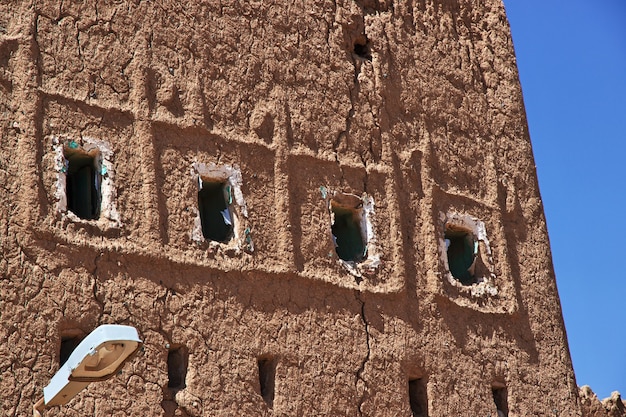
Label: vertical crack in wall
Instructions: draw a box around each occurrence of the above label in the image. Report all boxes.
[333,44,361,159]
[359,153,369,192]
[91,252,105,313]
[355,290,370,416]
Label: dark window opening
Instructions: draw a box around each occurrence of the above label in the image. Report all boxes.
[60,336,82,367]
[198,180,233,243]
[409,378,428,417]
[167,346,188,390]
[354,39,372,61]
[65,147,101,220]
[258,357,277,408]
[331,202,366,262]
[445,227,477,285]
[492,386,509,417]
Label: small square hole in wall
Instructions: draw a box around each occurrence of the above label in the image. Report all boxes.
[408,378,428,417]
[492,386,509,417]
[444,225,477,285]
[330,197,367,262]
[52,137,121,228]
[353,39,372,61]
[257,356,277,408]
[167,345,188,391]
[64,145,101,220]
[198,180,233,243]
[59,335,82,367]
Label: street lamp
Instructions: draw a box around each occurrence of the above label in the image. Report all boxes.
[34,324,143,416]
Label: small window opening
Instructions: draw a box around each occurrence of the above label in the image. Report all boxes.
[65,147,101,220]
[492,386,509,417]
[258,357,277,408]
[354,39,372,61]
[167,345,188,391]
[331,200,366,262]
[198,180,233,243]
[445,226,477,285]
[59,336,82,367]
[408,378,428,417]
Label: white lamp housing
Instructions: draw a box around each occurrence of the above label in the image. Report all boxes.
[43,324,142,406]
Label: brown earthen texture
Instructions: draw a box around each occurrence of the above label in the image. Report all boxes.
[0,0,586,416]
[580,387,626,417]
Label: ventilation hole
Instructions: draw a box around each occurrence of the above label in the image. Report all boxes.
[258,357,277,408]
[354,40,372,61]
[59,336,82,367]
[331,202,366,262]
[445,227,477,285]
[492,386,509,417]
[65,147,101,220]
[408,378,428,417]
[198,180,233,243]
[167,345,188,390]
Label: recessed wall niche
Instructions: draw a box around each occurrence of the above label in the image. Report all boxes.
[153,125,278,264]
[286,155,402,292]
[429,189,518,314]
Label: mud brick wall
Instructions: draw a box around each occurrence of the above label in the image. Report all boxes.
[0,1,582,416]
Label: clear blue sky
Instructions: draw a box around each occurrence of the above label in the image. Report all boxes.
[503,0,626,400]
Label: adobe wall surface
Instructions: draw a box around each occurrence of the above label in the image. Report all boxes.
[580,387,626,417]
[0,0,582,416]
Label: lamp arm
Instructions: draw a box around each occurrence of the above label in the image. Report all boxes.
[33,397,45,417]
